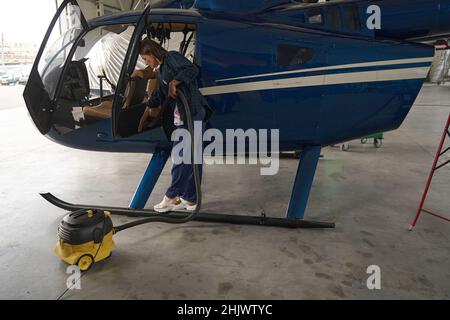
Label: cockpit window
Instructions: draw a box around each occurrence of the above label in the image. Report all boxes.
[277,44,314,68]
[38,3,83,99]
[54,25,139,133]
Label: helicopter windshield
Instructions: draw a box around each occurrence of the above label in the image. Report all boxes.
[37,3,83,99]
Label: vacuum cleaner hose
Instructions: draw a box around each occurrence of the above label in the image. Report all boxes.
[114,89,201,232]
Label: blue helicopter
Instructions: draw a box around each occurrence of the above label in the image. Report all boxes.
[24,0,450,224]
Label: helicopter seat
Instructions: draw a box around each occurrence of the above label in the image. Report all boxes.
[83,68,157,122]
[83,77,151,120]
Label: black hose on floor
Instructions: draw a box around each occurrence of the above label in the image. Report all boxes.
[114,89,201,233]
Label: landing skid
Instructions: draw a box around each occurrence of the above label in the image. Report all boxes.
[41,193,335,229]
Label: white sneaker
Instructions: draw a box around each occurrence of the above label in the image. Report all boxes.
[180,198,198,212]
[154,196,184,213]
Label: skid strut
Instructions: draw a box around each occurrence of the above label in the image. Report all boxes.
[41,193,335,229]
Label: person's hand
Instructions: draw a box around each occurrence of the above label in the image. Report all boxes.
[169,80,182,99]
[138,107,150,133]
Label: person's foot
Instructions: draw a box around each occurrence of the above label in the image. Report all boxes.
[154,196,183,213]
[180,198,198,212]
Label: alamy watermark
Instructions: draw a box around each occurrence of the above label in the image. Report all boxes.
[367,5,382,30]
[66,266,82,290]
[366,265,381,290]
[171,121,280,176]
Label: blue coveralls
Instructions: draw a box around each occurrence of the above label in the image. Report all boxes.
[165,104,206,203]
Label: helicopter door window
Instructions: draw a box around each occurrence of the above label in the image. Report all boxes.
[326,6,342,30]
[38,3,84,99]
[342,4,361,32]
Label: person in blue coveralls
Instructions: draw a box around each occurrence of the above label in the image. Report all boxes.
[137,38,212,213]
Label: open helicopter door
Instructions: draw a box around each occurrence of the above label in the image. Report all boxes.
[111,5,152,137]
[23,0,88,135]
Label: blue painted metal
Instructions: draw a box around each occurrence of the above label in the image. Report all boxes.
[373,0,450,41]
[193,0,291,13]
[286,146,322,220]
[88,0,450,42]
[129,148,171,209]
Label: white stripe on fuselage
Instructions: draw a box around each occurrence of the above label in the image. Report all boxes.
[214,57,434,83]
[200,66,431,96]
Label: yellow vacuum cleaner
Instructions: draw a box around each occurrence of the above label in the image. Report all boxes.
[55,209,115,271]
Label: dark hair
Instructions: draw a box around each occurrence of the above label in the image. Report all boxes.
[139,38,168,61]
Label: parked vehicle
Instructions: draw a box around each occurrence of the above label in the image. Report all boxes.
[0,71,19,85]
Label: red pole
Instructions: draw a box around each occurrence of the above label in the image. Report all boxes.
[410,114,450,230]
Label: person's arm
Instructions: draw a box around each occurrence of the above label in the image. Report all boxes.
[131,67,156,80]
[141,67,157,80]
[171,52,199,84]
[166,52,199,98]
[131,69,143,79]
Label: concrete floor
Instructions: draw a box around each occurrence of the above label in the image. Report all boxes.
[0,84,449,300]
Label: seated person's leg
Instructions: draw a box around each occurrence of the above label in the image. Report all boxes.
[123,68,158,110]
[83,100,113,119]
[82,67,159,122]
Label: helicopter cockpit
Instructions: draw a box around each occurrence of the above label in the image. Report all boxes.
[42,19,196,136]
